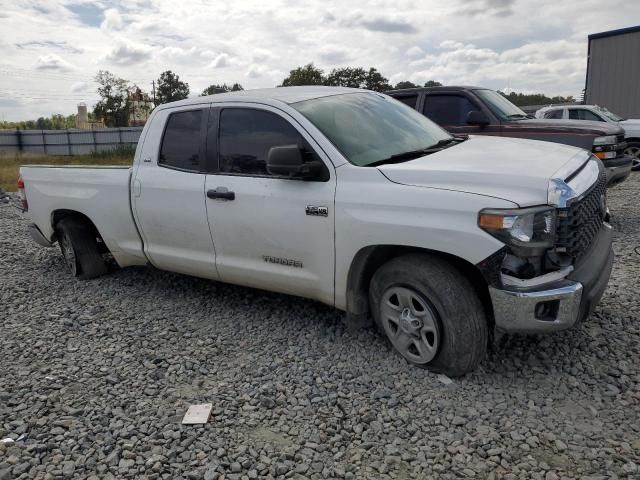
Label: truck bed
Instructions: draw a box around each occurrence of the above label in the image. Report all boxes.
[20,165,146,267]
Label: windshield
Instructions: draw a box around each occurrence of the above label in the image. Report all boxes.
[595,106,624,122]
[292,92,452,166]
[474,89,528,120]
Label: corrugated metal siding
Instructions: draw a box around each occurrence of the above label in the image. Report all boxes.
[586,30,640,119]
[0,127,143,156]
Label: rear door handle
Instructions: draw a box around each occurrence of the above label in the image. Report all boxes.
[207,187,235,200]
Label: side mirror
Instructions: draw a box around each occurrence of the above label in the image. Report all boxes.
[267,145,323,180]
[466,110,490,126]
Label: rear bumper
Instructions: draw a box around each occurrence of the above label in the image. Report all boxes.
[490,223,613,334]
[28,223,54,247]
[602,155,632,187]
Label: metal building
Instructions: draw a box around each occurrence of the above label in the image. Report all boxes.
[585,25,640,118]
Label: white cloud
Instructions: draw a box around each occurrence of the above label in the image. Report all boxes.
[319,46,352,64]
[252,48,275,63]
[246,64,266,78]
[101,8,124,30]
[406,46,424,57]
[209,53,230,69]
[439,40,466,50]
[70,81,89,93]
[35,54,75,71]
[103,43,153,66]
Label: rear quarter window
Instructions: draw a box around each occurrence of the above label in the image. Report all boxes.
[159,109,204,171]
[544,109,563,119]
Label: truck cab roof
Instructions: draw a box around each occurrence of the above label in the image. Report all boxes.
[388,86,486,94]
[155,86,361,110]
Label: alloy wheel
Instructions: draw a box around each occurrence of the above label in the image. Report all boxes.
[380,286,440,364]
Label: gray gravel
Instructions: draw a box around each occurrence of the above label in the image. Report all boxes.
[1,174,639,479]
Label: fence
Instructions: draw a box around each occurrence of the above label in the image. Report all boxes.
[0,127,143,156]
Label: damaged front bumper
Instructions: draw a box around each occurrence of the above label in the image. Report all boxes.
[485,223,613,334]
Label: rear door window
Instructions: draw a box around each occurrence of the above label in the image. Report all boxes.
[569,109,603,122]
[159,110,204,171]
[423,94,479,126]
[394,95,419,109]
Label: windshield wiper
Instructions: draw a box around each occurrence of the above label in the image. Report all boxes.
[506,113,529,119]
[366,137,466,167]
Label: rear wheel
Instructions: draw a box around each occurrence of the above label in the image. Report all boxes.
[56,217,107,279]
[369,254,488,376]
[624,142,640,171]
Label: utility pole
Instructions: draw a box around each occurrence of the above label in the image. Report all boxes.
[151,80,156,105]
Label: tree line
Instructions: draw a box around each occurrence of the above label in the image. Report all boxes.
[0,63,576,129]
[0,114,77,130]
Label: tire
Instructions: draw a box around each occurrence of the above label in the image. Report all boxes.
[624,142,640,171]
[369,253,488,377]
[56,217,108,280]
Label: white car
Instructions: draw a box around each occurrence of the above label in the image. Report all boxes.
[19,87,614,376]
[536,104,640,169]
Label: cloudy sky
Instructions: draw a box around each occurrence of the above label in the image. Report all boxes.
[0,0,637,121]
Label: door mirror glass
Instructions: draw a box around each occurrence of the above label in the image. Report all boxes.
[466,110,490,126]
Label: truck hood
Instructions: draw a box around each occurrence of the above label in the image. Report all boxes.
[509,118,624,136]
[377,135,588,207]
[620,119,640,136]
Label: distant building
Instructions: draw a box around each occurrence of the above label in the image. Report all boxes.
[585,25,640,118]
[75,103,105,129]
[128,88,154,127]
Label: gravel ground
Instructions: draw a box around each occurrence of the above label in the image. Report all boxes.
[1,175,639,480]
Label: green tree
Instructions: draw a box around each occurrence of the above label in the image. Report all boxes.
[499,91,575,107]
[363,68,392,92]
[280,63,325,86]
[93,70,130,127]
[323,67,391,91]
[201,83,244,96]
[394,81,417,89]
[155,70,190,105]
[325,67,367,88]
[424,80,443,87]
[35,117,52,129]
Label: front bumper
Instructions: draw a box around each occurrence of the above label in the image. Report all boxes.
[489,224,613,334]
[602,155,632,187]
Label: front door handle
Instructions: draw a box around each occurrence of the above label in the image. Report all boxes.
[207,187,235,200]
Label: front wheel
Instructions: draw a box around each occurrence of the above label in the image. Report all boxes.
[369,254,488,377]
[624,142,640,171]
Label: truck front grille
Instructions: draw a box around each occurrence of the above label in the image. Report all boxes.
[616,134,627,157]
[555,170,607,261]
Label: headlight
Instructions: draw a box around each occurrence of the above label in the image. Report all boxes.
[478,206,556,249]
[593,135,616,145]
[593,135,617,160]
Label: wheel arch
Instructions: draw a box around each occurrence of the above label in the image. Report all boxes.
[51,209,109,253]
[345,245,494,330]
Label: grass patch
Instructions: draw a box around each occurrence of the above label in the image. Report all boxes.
[0,147,134,192]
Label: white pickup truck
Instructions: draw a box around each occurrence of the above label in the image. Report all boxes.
[19,87,614,376]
